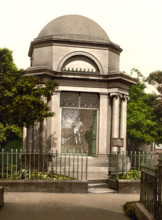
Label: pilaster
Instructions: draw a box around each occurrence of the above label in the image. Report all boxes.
[107,96,112,154]
[98,93,108,155]
[51,92,61,152]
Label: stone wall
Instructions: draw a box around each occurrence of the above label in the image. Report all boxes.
[0,180,88,193]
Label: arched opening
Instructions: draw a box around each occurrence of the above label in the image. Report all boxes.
[58,51,103,74]
[61,55,100,74]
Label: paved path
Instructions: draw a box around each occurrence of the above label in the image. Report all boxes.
[0,192,140,220]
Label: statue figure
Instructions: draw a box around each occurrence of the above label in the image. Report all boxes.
[72,117,83,144]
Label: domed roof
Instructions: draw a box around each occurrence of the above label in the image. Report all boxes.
[38,15,110,43]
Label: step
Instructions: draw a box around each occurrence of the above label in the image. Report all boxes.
[87,172,108,180]
[88,187,117,194]
[88,178,108,184]
[88,183,108,189]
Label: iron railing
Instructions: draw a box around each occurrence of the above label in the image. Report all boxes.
[140,154,162,220]
[0,149,88,180]
[108,151,156,180]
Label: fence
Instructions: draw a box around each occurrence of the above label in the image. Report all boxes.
[0,149,88,180]
[140,154,162,220]
[108,151,156,180]
[0,149,158,182]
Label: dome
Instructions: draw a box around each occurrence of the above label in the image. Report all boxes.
[38,15,110,43]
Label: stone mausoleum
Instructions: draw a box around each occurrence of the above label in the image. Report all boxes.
[23,15,136,177]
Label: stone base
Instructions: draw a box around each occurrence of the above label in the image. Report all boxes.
[108,179,140,193]
[135,203,154,220]
[0,187,4,208]
[117,180,140,194]
[0,180,88,193]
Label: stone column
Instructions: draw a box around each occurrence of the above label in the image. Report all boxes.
[23,126,27,152]
[98,93,108,155]
[40,119,47,153]
[120,95,129,153]
[27,126,34,152]
[33,122,40,152]
[110,93,120,153]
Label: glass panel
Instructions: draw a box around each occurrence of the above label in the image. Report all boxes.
[80,93,99,109]
[61,109,97,156]
[60,92,79,108]
[61,92,99,109]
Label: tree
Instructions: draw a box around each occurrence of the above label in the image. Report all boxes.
[146,71,162,144]
[0,48,57,145]
[127,69,158,150]
[146,70,162,94]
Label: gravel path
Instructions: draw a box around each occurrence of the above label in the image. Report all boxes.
[0,192,140,220]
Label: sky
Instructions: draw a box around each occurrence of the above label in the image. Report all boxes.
[1,0,162,78]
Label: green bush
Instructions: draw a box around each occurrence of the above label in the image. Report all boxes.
[120,170,141,180]
[2,138,23,152]
[123,201,138,220]
[2,169,75,180]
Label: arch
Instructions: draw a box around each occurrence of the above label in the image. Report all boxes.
[57,51,103,74]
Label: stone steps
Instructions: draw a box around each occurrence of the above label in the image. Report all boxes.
[50,155,109,180]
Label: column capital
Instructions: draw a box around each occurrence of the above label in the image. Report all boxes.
[121,94,130,101]
[109,92,122,100]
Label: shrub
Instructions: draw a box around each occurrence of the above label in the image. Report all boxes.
[123,201,138,220]
[120,170,141,180]
[14,169,74,180]
[2,138,23,152]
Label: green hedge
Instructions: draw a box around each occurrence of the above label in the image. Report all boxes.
[2,138,23,152]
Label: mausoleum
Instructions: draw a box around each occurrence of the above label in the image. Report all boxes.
[24,15,136,177]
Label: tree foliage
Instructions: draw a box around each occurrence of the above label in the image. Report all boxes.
[0,48,57,145]
[127,69,159,149]
[146,70,162,144]
[146,70,162,94]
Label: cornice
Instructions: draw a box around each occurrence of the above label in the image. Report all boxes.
[25,67,137,86]
[28,36,123,57]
